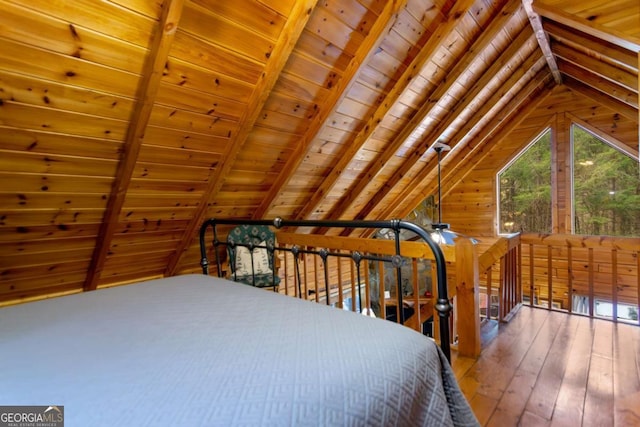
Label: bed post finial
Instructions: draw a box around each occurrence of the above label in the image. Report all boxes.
[273,217,283,229]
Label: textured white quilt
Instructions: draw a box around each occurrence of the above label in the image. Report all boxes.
[0,274,478,426]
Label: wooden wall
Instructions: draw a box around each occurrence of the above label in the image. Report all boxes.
[442,84,639,238]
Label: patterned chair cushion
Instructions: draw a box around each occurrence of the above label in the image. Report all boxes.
[227,225,281,289]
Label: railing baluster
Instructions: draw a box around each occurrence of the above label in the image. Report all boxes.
[486,266,493,319]
[364,261,371,313]
[637,250,640,326]
[379,260,386,320]
[567,245,573,313]
[350,259,356,312]
[612,249,618,322]
[516,244,522,306]
[412,259,420,332]
[500,255,506,321]
[588,248,594,317]
[337,256,344,309]
[529,243,534,307]
[547,245,553,310]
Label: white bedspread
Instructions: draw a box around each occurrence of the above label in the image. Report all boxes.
[0,274,477,426]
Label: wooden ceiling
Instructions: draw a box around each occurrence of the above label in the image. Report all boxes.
[0,0,638,301]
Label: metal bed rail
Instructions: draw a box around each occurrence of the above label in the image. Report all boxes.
[199,217,453,361]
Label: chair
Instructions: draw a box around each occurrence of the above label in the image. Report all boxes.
[227,224,281,290]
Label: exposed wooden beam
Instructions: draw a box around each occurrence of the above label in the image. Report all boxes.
[395,70,555,220]
[165,0,317,276]
[286,0,486,224]
[532,1,640,52]
[84,0,185,291]
[308,0,521,229]
[559,61,639,117]
[380,57,551,221]
[523,0,562,84]
[354,29,541,223]
[544,20,638,73]
[553,42,638,91]
[252,0,413,220]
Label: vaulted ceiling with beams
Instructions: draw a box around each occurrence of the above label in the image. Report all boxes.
[0,0,638,300]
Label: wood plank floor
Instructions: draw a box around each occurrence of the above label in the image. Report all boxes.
[451,306,640,426]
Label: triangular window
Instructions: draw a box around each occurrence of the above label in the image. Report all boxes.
[572,124,640,237]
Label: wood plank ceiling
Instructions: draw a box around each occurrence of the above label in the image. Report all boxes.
[0,0,638,301]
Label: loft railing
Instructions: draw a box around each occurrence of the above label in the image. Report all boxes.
[519,233,640,325]
[477,232,640,326]
[478,233,522,322]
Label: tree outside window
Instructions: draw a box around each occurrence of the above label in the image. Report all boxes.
[573,125,640,237]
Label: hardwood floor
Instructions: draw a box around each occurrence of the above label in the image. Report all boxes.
[451,306,640,426]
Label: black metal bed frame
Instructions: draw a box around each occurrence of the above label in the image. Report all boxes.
[199,217,453,361]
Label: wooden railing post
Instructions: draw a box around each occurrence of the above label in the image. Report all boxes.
[455,237,481,357]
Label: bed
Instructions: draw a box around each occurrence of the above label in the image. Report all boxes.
[0,219,478,426]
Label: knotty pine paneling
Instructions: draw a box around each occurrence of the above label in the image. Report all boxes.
[141,126,230,153]
[116,207,198,223]
[180,2,276,64]
[121,193,201,209]
[0,223,101,242]
[113,219,192,235]
[0,192,108,210]
[0,236,96,257]
[0,128,122,160]
[261,92,318,121]
[127,178,208,194]
[0,204,110,225]
[0,0,138,297]
[169,32,264,86]
[130,162,213,182]
[137,145,221,169]
[0,71,135,121]
[273,72,332,102]
[255,108,313,134]
[8,0,156,46]
[147,105,237,138]
[161,57,254,104]
[255,0,408,220]
[1,270,87,297]
[2,260,91,284]
[305,8,366,58]
[98,255,169,279]
[0,103,128,142]
[192,0,287,40]
[0,39,141,97]
[358,64,398,95]
[0,1,150,74]
[154,83,247,122]
[108,238,180,258]
[0,151,118,176]
[0,246,94,271]
[285,51,341,89]
[212,191,274,208]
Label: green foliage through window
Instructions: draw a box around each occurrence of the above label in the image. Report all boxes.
[498,129,552,233]
[573,125,640,237]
